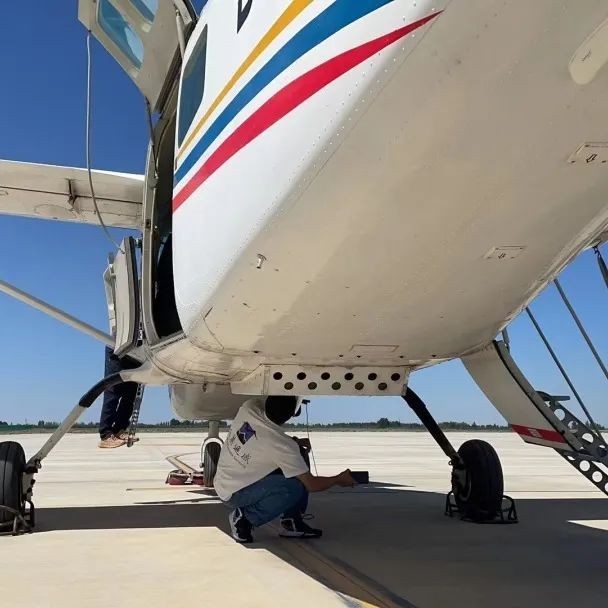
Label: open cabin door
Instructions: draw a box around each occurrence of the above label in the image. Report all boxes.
[78,0,196,111]
[104,237,140,356]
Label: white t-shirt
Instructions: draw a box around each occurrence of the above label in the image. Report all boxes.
[214,399,309,501]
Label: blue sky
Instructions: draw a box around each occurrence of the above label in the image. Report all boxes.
[0,3,606,426]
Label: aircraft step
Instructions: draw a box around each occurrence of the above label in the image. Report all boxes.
[127,384,145,447]
[538,392,608,497]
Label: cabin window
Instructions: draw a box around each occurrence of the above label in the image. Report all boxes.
[131,0,158,22]
[98,0,144,68]
[178,25,209,146]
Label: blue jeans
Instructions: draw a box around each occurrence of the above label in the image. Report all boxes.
[226,474,308,527]
[99,346,139,439]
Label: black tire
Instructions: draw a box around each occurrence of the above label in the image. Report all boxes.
[0,442,25,525]
[203,441,222,488]
[453,439,503,522]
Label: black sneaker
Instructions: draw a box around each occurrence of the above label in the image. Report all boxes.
[229,508,253,543]
[279,516,322,539]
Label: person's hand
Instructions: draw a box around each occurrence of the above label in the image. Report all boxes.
[292,437,311,452]
[335,469,357,488]
[297,437,312,451]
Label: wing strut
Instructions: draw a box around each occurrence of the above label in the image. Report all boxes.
[0,278,113,346]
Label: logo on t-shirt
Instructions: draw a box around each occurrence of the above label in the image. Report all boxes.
[236,421,256,445]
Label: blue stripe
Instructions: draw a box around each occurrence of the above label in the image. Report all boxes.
[174,0,394,184]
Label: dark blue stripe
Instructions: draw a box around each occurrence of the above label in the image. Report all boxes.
[175,0,394,184]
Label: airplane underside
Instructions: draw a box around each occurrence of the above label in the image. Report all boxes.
[1,0,607,534]
[163,0,608,392]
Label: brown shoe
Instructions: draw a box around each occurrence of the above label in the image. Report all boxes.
[98,435,126,449]
[116,431,139,443]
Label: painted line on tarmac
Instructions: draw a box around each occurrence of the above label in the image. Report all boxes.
[269,523,417,608]
[336,592,391,608]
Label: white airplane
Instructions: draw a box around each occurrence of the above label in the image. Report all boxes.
[1,0,608,533]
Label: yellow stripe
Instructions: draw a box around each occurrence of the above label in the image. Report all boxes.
[177,0,314,160]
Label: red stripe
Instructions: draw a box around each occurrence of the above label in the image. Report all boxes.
[511,424,566,443]
[173,12,439,211]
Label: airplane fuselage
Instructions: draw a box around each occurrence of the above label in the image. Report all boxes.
[131,0,608,420]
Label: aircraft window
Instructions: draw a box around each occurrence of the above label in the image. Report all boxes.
[178,25,208,146]
[131,0,158,22]
[192,0,210,14]
[98,0,144,68]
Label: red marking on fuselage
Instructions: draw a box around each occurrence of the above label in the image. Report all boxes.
[172,13,439,211]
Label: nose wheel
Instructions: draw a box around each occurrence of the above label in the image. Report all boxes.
[201,440,222,488]
[199,421,223,488]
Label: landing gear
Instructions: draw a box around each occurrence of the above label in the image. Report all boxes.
[402,388,517,523]
[450,439,515,522]
[202,442,222,487]
[0,441,34,535]
[200,421,223,488]
[4,370,141,534]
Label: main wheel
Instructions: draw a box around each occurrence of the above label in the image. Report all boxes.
[0,441,25,525]
[202,441,222,488]
[453,439,503,522]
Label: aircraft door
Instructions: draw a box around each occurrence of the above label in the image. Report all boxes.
[105,237,140,356]
[78,0,196,111]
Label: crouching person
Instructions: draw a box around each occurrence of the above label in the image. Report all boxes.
[214,395,356,543]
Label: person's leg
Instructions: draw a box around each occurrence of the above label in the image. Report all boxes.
[229,475,306,528]
[283,485,309,520]
[99,347,121,440]
[277,446,321,537]
[111,381,138,435]
[284,444,311,517]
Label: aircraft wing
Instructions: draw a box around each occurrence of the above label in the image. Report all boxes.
[0,159,143,229]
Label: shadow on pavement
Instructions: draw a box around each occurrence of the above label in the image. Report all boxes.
[35,486,608,608]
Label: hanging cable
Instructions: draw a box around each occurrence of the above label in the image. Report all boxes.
[525,306,603,438]
[86,31,123,252]
[594,245,608,290]
[305,401,319,476]
[553,278,608,381]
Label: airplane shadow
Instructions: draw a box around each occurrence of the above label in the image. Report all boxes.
[34,485,608,608]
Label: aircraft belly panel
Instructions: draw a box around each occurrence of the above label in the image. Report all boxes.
[172,0,608,368]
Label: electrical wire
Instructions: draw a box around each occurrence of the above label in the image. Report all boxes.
[553,278,608,381]
[525,306,603,439]
[86,31,123,252]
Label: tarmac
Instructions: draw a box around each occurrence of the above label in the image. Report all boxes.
[0,431,607,607]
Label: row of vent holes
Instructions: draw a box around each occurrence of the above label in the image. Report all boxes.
[577,459,608,493]
[281,381,392,392]
[273,371,401,393]
[272,371,402,382]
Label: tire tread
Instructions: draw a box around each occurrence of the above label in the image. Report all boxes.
[203,442,222,488]
[455,439,503,521]
[0,441,25,524]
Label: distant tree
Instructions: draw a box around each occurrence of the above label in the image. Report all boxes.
[0,421,7,426]
[38,420,45,427]
[377,417,390,429]
[169,418,180,427]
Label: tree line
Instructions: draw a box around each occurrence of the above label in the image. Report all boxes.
[1,419,603,431]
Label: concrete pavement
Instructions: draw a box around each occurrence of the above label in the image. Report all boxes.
[0,431,606,607]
